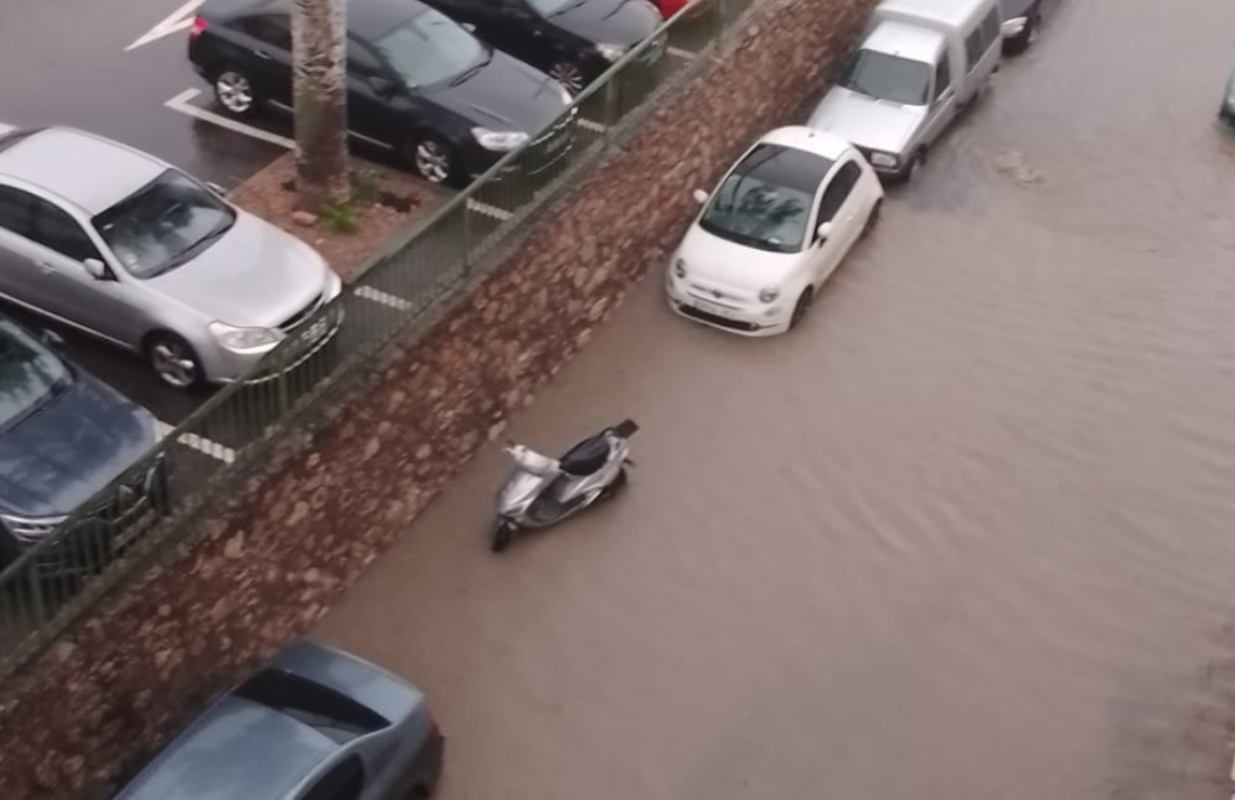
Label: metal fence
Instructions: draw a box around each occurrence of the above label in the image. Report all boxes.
[0,0,754,680]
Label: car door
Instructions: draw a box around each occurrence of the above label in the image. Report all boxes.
[806,160,862,284]
[0,185,48,307]
[18,195,147,347]
[232,12,294,107]
[440,0,534,62]
[922,53,958,146]
[296,754,364,800]
[345,36,401,149]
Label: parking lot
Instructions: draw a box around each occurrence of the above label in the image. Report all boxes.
[0,0,714,464]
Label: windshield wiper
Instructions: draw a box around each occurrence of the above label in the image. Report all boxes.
[148,217,235,277]
[549,0,589,17]
[450,51,493,87]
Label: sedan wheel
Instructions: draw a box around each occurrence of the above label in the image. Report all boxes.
[548,61,587,95]
[214,68,257,116]
[148,334,203,389]
[410,137,456,185]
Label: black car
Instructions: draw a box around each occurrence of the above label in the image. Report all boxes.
[422,0,664,94]
[0,318,162,571]
[189,0,576,185]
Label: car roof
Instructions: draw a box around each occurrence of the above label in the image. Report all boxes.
[217,0,433,38]
[759,126,852,161]
[864,19,946,62]
[0,127,165,215]
[113,695,338,800]
[878,0,992,27]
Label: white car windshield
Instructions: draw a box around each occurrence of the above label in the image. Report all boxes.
[93,169,235,279]
[376,8,486,87]
[0,318,69,431]
[841,49,932,105]
[698,144,832,254]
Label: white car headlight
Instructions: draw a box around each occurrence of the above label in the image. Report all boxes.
[209,321,281,353]
[596,43,626,62]
[758,285,780,303]
[471,128,530,151]
[869,151,899,169]
[673,258,687,279]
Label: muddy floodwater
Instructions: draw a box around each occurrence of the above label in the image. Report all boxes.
[317,1,1235,797]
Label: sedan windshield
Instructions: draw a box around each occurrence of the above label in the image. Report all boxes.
[698,144,832,254]
[841,49,932,105]
[93,169,235,279]
[0,319,69,431]
[375,9,484,87]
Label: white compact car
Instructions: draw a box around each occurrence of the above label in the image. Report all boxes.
[665,126,883,335]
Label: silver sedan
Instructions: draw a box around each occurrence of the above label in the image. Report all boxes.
[0,124,343,389]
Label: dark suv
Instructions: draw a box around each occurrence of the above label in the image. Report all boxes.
[188,0,576,185]
[0,317,162,572]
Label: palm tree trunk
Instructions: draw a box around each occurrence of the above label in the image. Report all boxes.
[291,0,349,212]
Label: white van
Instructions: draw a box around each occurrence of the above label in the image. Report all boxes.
[808,0,1011,182]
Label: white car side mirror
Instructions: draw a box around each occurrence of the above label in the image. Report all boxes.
[1000,17,1028,38]
[815,221,834,242]
[82,257,108,280]
[691,188,708,205]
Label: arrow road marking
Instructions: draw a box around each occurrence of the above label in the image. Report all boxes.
[127,0,206,51]
[164,88,296,149]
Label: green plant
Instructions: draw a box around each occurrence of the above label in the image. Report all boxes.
[350,169,380,205]
[319,201,359,234]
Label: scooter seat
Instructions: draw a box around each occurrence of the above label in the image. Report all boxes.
[559,435,611,476]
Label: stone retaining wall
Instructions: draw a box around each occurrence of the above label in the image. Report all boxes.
[0,0,874,795]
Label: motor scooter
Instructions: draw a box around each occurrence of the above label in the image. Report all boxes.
[490,419,638,552]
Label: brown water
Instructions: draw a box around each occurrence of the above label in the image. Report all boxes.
[317,1,1235,797]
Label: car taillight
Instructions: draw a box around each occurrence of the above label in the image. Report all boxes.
[189,16,207,40]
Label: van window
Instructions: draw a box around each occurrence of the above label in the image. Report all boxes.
[965,6,1002,72]
[933,57,952,100]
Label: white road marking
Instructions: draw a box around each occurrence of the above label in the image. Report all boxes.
[577,117,607,133]
[355,285,414,311]
[157,421,237,464]
[164,88,296,149]
[466,199,513,221]
[127,0,206,51]
[668,46,697,60]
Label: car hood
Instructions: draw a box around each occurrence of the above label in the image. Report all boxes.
[677,223,801,296]
[147,209,333,329]
[548,0,661,47]
[808,86,926,155]
[0,373,156,518]
[425,50,570,136]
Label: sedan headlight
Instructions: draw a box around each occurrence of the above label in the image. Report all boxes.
[1,512,68,543]
[209,321,281,353]
[596,43,626,62]
[471,128,530,151]
[673,258,687,279]
[869,151,899,169]
[758,285,780,303]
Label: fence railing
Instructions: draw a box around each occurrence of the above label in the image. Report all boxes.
[0,0,754,681]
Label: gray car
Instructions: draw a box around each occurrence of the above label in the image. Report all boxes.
[113,640,444,800]
[0,124,343,389]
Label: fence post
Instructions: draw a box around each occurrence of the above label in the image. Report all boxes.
[603,78,618,145]
[25,563,45,628]
[461,201,473,276]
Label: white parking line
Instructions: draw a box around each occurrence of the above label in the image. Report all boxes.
[577,117,607,133]
[668,46,697,60]
[157,421,237,464]
[164,88,296,149]
[466,199,514,222]
[127,0,205,51]
[355,285,414,311]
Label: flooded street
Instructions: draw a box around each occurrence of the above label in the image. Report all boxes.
[317,0,1235,797]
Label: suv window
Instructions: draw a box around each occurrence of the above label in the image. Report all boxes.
[965,7,1002,71]
[933,56,952,100]
[300,756,364,800]
[236,13,291,50]
[815,161,861,228]
[29,199,100,261]
[235,668,390,745]
[0,186,36,238]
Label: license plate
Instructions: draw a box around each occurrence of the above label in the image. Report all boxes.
[691,298,738,319]
[304,317,329,342]
[543,134,567,154]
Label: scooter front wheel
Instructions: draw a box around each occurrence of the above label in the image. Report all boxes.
[490,519,517,553]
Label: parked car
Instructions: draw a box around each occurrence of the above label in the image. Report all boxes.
[189,0,576,184]
[1220,63,1235,125]
[807,0,1005,182]
[0,316,163,572]
[0,124,343,390]
[999,0,1054,55]
[665,126,883,335]
[112,640,444,800]
[419,0,664,95]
